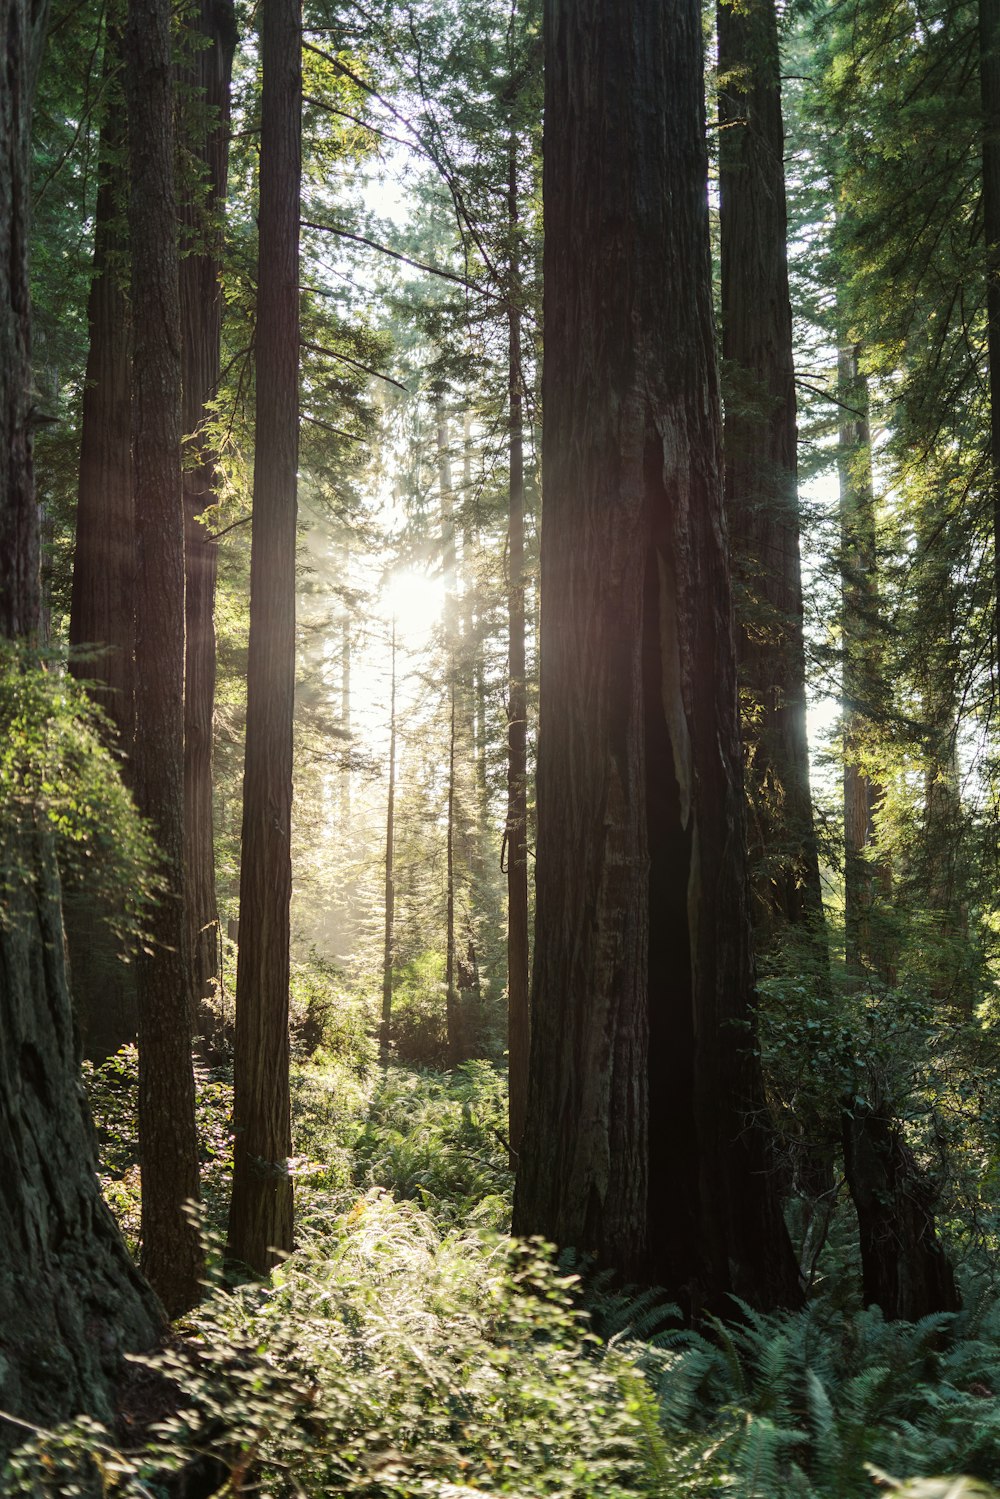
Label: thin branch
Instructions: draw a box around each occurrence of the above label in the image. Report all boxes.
[302,94,421,157]
[207,514,252,541]
[300,218,498,300]
[301,412,368,442]
[301,337,408,390]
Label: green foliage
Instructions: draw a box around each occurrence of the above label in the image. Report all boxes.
[389,950,452,1066]
[352,1062,512,1228]
[0,644,159,948]
[1,1198,724,1498]
[650,1295,1000,1498]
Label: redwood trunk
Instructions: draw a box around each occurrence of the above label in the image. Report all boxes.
[0,0,162,1447]
[837,344,884,982]
[512,0,800,1314]
[181,0,237,1027]
[717,0,823,943]
[125,0,204,1317]
[506,124,530,1157]
[65,33,137,1061]
[981,0,1000,688]
[226,0,301,1274]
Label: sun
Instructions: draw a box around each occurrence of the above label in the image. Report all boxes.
[381,566,443,648]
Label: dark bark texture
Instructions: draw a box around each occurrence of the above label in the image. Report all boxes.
[842,1093,959,1320]
[69,33,134,754]
[226,0,301,1274]
[125,0,204,1317]
[181,0,237,1022]
[505,125,530,1157]
[718,0,823,943]
[837,345,886,983]
[0,0,162,1451]
[0,0,45,642]
[65,31,137,1063]
[981,0,1000,689]
[512,0,801,1314]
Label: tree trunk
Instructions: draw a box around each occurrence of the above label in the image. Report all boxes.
[180,0,237,1033]
[838,344,886,983]
[842,1090,959,1319]
[0,0,162,1448]
[437,400,470,1065]
[380,621,397,1064]
[65,30,137,1061]
[125,0,204,1318]
[226,0,300,1275]
[981,0,1000,691]
[506,123,530,1159]
[512,0,801,1315]
[717,0,823,945]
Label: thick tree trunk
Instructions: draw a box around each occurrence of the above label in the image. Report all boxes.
[124,0,204,1318]
[512,0,800,1314]
[226,0,300,1275]
[69,37,133,753]
[717,0,823,945]
[181,0,237,1029]
[65,33,137,1061]
[0,0,162,1448]
[506,125,530,1158]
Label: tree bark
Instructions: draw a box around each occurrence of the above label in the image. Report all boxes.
[437,402,467,1065]
[226,0,300,1275]
[506,122,530,1159]
[0,0,162,1447]
[981,0,1000,691]
[837,344,885,983]
[380,621,397,1064]
[512,0,801,1314]
[181,0,238,1030]
[65,28,137,1062]
[842,1090,959,1319]
[124,0,204,1318]
[717,0,823,945]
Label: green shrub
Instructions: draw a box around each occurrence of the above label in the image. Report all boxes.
[352,1062,512,1227]
[2,1196,730,1497]
[0,642,159,947]
[388,951,451,1066]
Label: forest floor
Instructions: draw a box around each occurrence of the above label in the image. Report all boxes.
[6,1040,1000,1496]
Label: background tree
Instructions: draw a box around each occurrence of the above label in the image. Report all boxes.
[180,0,238,1027]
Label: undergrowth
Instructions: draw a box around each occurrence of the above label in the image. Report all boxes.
[25,1052,999,1497]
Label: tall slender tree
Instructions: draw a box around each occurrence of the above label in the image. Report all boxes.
[180,0,238,1026]
[513,0,800,1313]
[505,114,530,1157]
[124,0,204,1316]
[717,0,824,945]
[226,0,302,1274]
